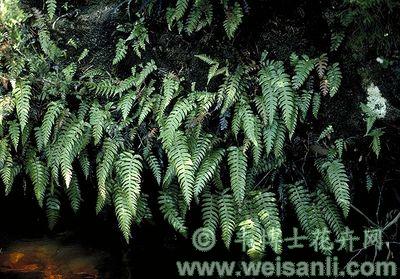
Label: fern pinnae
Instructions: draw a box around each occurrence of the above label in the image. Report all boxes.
[194,148,225,198]
[201,190,219,233]
[27,155,49,207]
[227,146,248,206]
[158,189,188,236]
[12,80,31,132]
[116,151,143,217]
[218,192,236,248]
[165,131,195,206]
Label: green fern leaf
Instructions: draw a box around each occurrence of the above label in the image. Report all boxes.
[218,193,236,248]
[227,146,247,206]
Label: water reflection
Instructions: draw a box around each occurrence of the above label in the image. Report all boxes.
[0,239,104,278]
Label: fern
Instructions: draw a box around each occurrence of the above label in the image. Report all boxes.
[165,131,195,205]
[201,191,219,233]
[238,216,265,259]
[368,128,384,158]
[116,151,143,216]
[27,155,49,207]
[174,0,190,21]
[330,32,345,52]
[292,55,315,89]
[194,148,225,198]
[259,62,279,125]
[12,80,31,132]
[113,182,134,242]
[318,125,334,141]
[96,138,119,213]
[45,0,57,19]
[89,102,108,145]
[227,146,247,206]
[253,191,283,254]
[143,148,162,185]
[66,173,81,213]
[315,187,346,239]
[40,101,64,148]
[46,194,60,230]
[326,63,342,97]
[113,39,128,65]
[224,2,243,39]
[159,189,188,236]
[218,192,236,248]
[287,183,330,243]
[322,159,351,217]
[161,98,195,148]
[8,120,20,150]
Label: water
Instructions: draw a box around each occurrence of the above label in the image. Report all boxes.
[0,239,109,278]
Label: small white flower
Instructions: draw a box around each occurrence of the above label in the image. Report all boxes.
[366,83,387,119]
[376,57,384,64]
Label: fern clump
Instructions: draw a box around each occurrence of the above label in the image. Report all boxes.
[0,0,359,261]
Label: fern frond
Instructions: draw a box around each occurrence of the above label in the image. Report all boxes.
[46,195,60,230]
[238,217,265,259]
[318,125,334,141]
[96,138,118,213]
[143,148,162,185]
[113,182,133,242]
[41,101,64,148]
[223,2,243,39]
[46,0,57,19]
[27,155,49,207]
[159,189,188,236]
[323,159,350,217]
[315,187,346,239]
[66,173,81,213]
[253,191,283,254]
[12,80,31,132]
[8,120,20,151]
[326,63,342,97]
[201,191,219,233]
[292,55,315,89]
[227,146,247,206]
[165,131,195,205]
[194,148,225,198]
[218,193,236,248]
[113,39,128,65]
[116,151,142,216]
